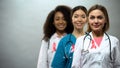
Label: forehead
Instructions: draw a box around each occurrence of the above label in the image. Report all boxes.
[54,11,64,17]
[73,9,86,15]
[89,9,104,16]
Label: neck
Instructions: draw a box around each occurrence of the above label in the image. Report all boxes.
[92,31,104,38]
[72,29,84,38]
[56,31,66,38]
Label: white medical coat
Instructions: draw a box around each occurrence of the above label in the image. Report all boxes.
[72,32,120,68]
[37,33,65,68]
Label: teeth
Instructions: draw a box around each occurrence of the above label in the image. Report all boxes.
[59,25,64,27]
[77,24,82,26]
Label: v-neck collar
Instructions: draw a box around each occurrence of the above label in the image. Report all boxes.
[87,32,109,52]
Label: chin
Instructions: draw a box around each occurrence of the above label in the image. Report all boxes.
[93,29,102,32]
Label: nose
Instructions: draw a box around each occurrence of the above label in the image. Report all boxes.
[94,18,98,23]
[59,19,64,23]
[78,17,82,22]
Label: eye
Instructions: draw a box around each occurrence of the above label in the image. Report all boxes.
[89,16,95,19]
[55,18,59,21]
[55,17,61,21]
[81,15,86,18]
[73,14,79,18]
[74,15,78,18]
[97,16,103,19]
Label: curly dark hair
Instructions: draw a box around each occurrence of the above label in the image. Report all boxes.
[43,5,73,41]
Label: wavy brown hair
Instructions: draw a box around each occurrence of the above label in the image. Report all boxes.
[87,4,109,32]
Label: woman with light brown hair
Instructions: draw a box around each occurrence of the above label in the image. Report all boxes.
[72,4,120,68]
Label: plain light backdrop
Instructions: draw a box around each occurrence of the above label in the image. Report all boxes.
[0,0,120,68]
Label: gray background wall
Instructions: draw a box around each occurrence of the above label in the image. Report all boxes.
[0,0,120,68]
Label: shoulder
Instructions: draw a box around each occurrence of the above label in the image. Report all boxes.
[41,39,48,44]
[40,39,49,48]
[61,34,72,40]
[50,33,57,39]
[58,34,73,45]
[109,35,119,42]
[108,35,119,46]
[75,35,85,46]
[77,35,85,41]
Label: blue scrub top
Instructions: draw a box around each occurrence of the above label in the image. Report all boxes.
[51,34,76,68]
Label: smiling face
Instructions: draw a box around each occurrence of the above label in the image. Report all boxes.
[88,9,106,32]
[53,11,67,32]
[72,9,87,31]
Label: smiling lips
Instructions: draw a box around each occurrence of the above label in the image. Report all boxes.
[76,22,83,26]
[58,25,65,28]
[93,24,100,28]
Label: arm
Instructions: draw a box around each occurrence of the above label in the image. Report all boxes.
[37,40,48,68]
[113,38,120,68]
[51,39,67,68]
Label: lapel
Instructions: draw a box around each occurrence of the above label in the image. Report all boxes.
[86,32,109,52]
[99,33,109,51]
[83,32,92,51]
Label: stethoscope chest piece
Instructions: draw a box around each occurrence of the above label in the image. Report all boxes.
[81,49,89,55]
[80,49,89,63]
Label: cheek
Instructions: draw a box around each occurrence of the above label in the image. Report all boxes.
[72,17,78,22]
[88,20,93,25]
[53,20,57,24]
[100,20,106,26]
[88,18,92,22]
[101,22,106,28]
[72,18,75,24]
[83,19,87,23]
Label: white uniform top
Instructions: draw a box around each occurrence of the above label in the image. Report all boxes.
[37,33,65,68]
[72,32,120,68]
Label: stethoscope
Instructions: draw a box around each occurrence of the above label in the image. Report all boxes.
[82,32,112,60]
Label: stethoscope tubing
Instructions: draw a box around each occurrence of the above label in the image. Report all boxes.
[83,32,112,60]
